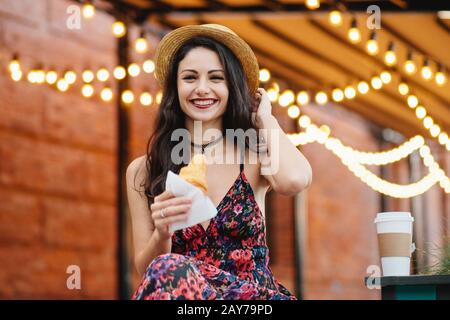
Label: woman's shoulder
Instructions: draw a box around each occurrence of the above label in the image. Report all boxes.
[126,155,150,184]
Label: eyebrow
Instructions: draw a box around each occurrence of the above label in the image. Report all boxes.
[181,69,224,74]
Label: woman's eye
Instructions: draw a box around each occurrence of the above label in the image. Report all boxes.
[211,76,224,80]
[183,76,195,80]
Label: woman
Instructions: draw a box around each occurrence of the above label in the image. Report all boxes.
[126,24,312,300]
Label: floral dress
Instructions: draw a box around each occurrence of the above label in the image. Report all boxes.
[132,149,297,300]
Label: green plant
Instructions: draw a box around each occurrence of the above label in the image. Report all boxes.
[417,237,450,275]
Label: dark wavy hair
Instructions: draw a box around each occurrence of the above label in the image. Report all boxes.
[138,36,259,209]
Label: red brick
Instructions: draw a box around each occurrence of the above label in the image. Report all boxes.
[0,188,42,244]
[43,197,116,250]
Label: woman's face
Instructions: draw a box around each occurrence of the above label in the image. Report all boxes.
[177,47,229,123]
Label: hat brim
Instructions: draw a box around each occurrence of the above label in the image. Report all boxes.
[154,24,260,93]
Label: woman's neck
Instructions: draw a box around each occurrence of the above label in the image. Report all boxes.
[185,118,223,145]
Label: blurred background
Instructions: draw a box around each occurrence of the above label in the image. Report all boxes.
[0,0,449,299]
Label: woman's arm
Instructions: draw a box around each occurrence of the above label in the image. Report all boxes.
[125,156,171,275]
[253,89,312,196]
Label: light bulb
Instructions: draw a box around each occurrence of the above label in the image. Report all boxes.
[415,106,426,119]
[366,31,378,55]
[64,70,77,84]
[135,32,148,53]
[407,95,418,108]
[430,124,441,137]
[380,71,392,84]
[82,70,94,83]
[121,90,134,104]
[357,81,369,94]
[113,66,126,80]
[259,68,271,82]
[82,3,95,19]
[371,76,382,90]
[112,21,126,38]
[127,63,141,77]
[384,42,396,66]
[329,10,342,26]
[45,70,58,84]
[287,105,300,119]
[56,79,69,92]
[140,92,153,106]
[101,87,113,102]
[404,60,416,74]
[315,91,328,105]
[8,59,20,73]
[332,88,344,102]
[143,59,155,73]
[298,115,311,128]
[398,82,409,95]
[297,91,310,105]
[421,59,432,80]
[306,0,320,10]
[423,116,433,129]
[97,68,109,82]
[82,84,94,98]
[438,132,448,145]
[344,86,356,99]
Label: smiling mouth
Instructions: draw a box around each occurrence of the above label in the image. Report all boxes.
[189,99,218,109]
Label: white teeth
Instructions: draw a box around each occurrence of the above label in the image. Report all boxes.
[192,99,216,106]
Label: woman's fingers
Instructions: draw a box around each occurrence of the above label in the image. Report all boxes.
[154,190,174,203]
[151,196,192,213]
[154,213,189,229]
[151,203,191,221]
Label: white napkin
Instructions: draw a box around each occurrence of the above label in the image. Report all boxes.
[165,170,218,232]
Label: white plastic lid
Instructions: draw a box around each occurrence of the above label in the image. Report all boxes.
[374,211,414,224]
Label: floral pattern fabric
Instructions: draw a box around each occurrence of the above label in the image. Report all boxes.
[132,161,297,300]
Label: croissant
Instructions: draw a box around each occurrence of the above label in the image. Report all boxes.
[179,154,208,193]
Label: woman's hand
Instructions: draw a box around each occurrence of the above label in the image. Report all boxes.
[252,88,273,128]
[150,190,192,240]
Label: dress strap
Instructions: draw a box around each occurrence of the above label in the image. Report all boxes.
[239,141,245,173]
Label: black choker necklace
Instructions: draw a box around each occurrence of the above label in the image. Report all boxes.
[191,135,224,153]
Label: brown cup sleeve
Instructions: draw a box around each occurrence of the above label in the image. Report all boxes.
[378,233,412,257]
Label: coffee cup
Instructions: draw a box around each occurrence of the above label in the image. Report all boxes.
[374,212,415,276]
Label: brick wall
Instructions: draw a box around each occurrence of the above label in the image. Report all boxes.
[0,0,118,299]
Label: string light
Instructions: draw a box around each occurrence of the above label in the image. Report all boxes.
[45,70,58,85]
[438,133,449,145]
[404,51,416,74]
[407,95,418,108]
[415,106,426,119]
[113,66,126,80]
[305,0,320,10]
[398,82,409,95]
[64,70,77,85]
[121,90,134,104]
[423,116,434,129]
[366,31,379,55]
[348,18,361,44]
[278,90,295,107]
[430,124,441,137]
[435,64,447,86]
[82,1,95,20]
[259,68,271,82]
[112,20,126,38]
[371,76,382,90]
[143,59,155,73]
[315,91,328,105]
[267,88,278,102]
[357,81,369,94]
[11,70,22,81]
[135,31,148,54]
[100,87,113,102]
[81,84,94,98]
[384,42,397,66]
[56,78,69,92]
[127,63,141,77]
[298,115,311,128]
[332,88,344,102]
[344,86,356,99]
[297,91,310,105]
[156,91,163,105]
[82,70,94,83]
[328,10,343,26]
[380,71,392,84]
[97,68,109,82]
[421,58,433,80]
[8,56,21,73]
[140,92,153,106]
[287,105,300,119]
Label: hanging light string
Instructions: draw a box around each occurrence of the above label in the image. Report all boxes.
[326,12,448,88]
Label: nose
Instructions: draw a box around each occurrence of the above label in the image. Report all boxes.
[195,77,211,96]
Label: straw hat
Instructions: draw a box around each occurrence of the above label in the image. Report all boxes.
[154,24,260,93]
